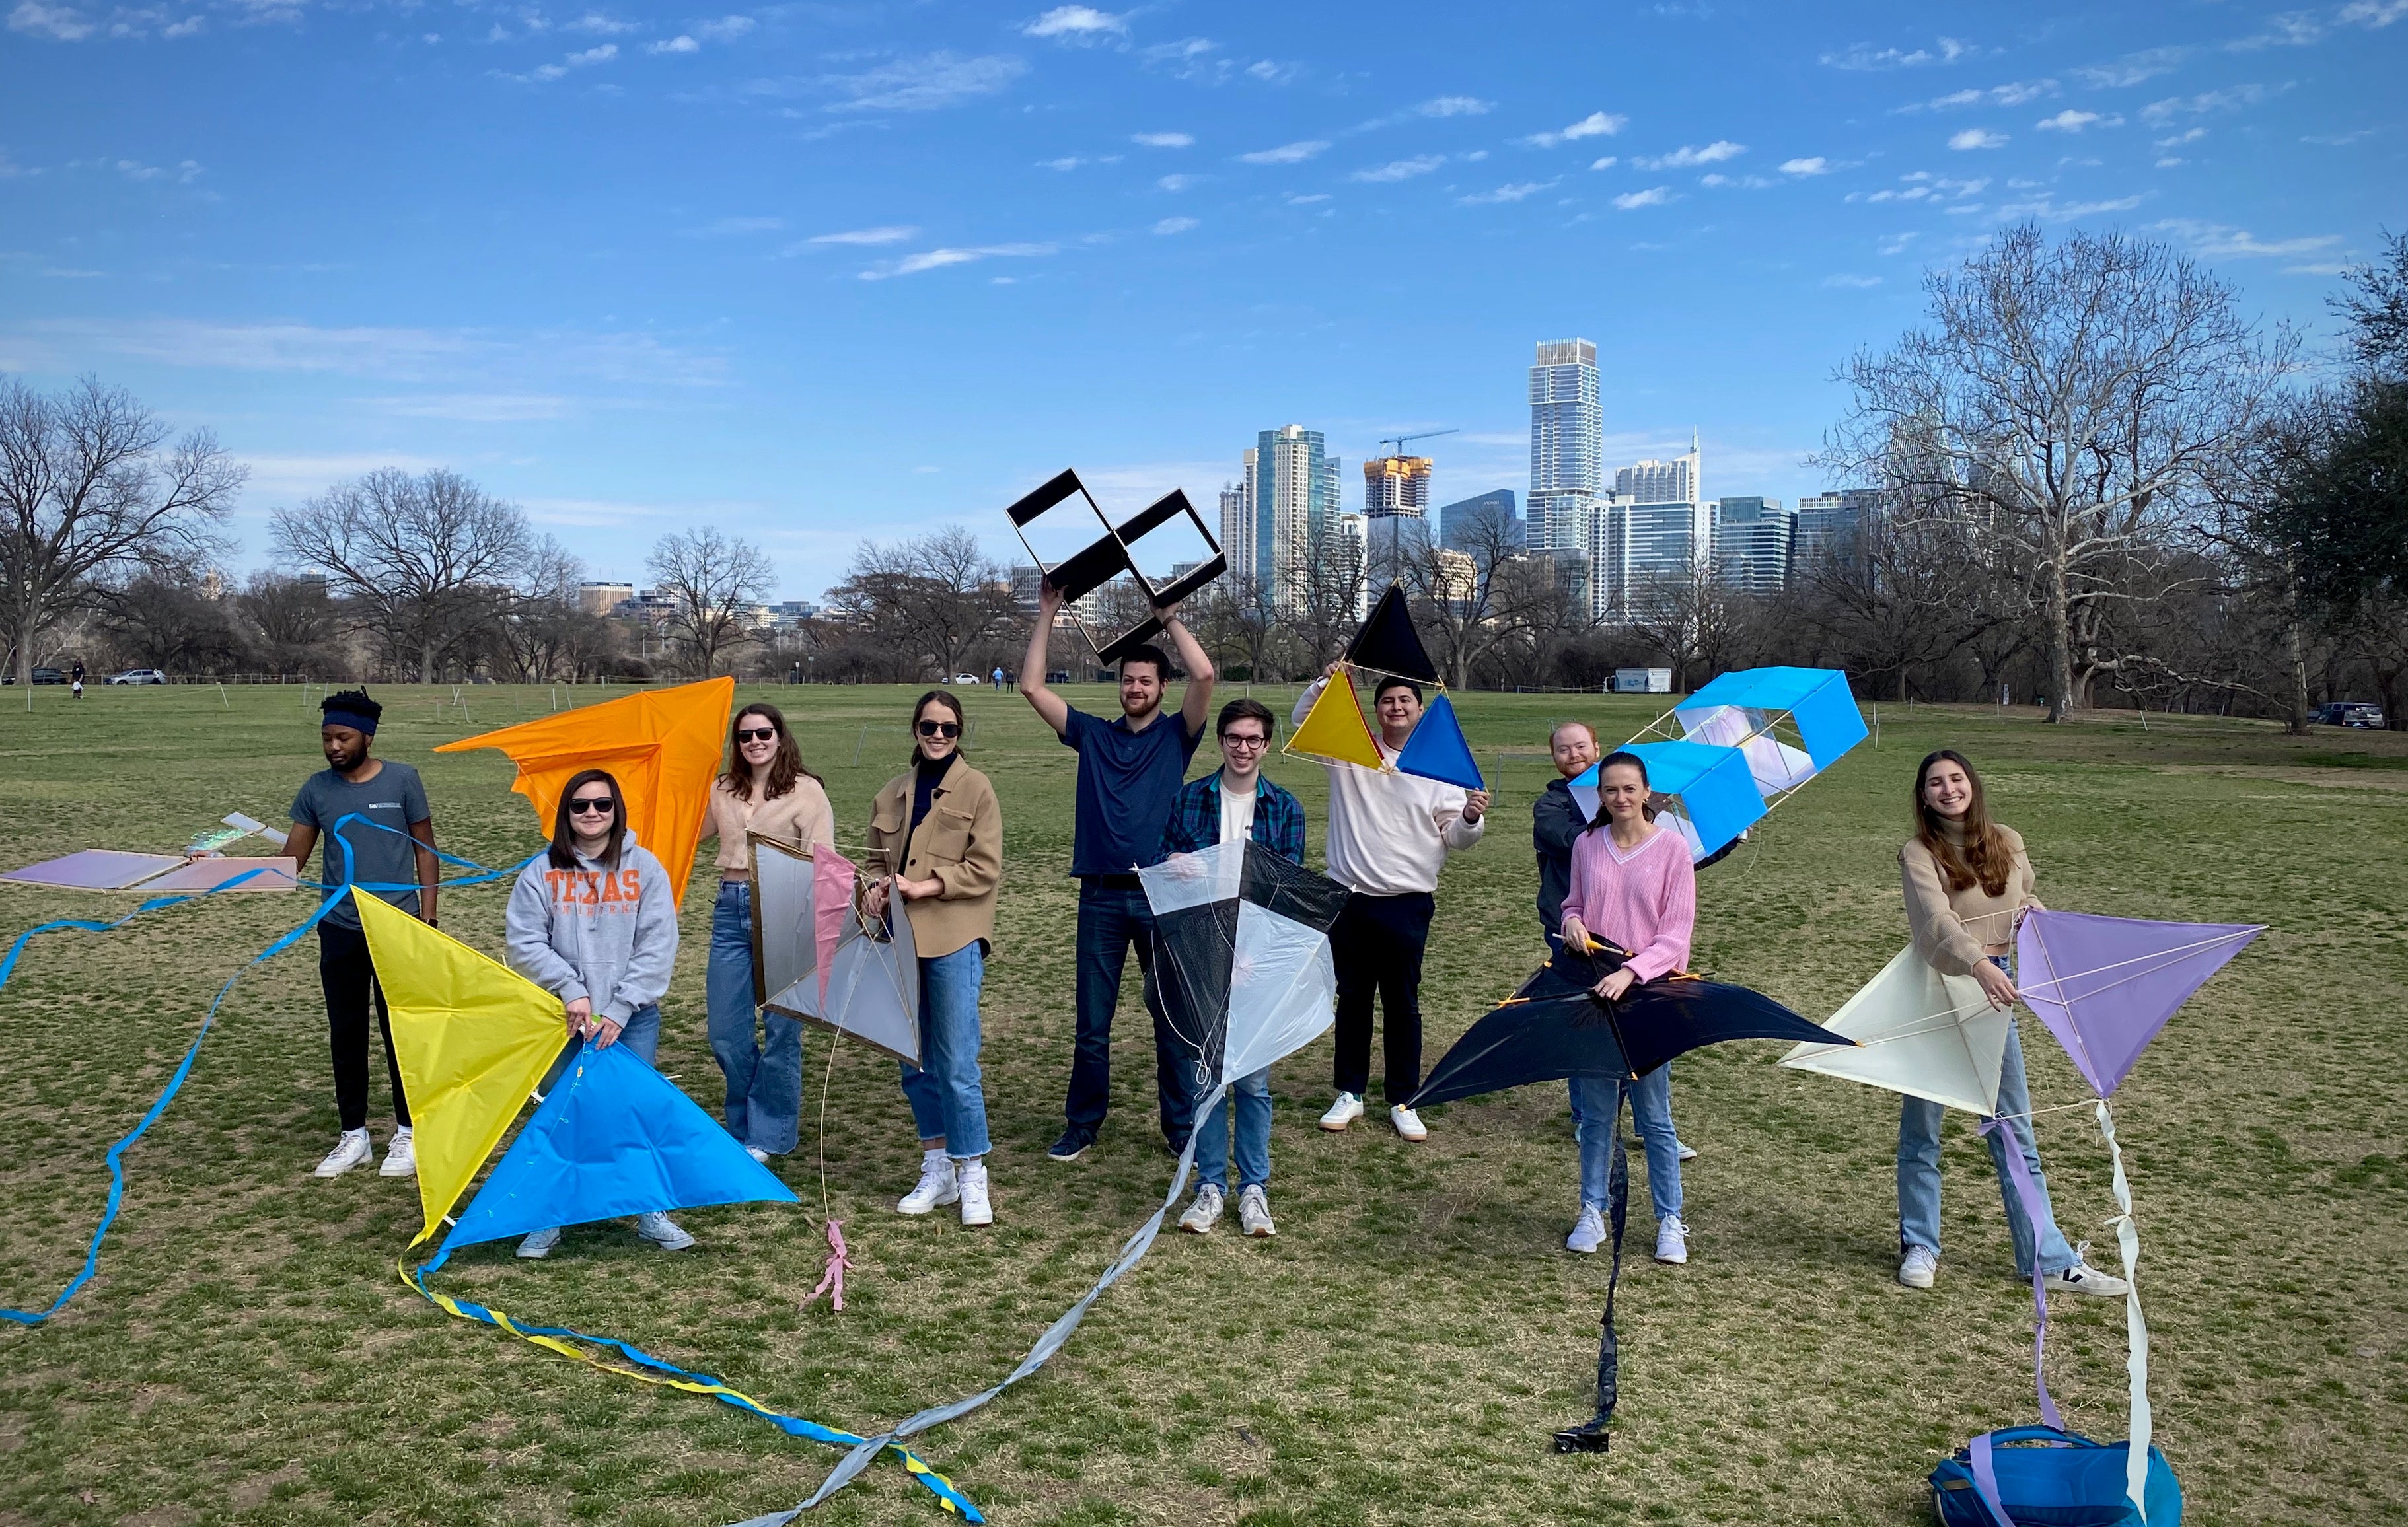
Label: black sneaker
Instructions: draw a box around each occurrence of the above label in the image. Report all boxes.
[1047,1127,1094,1162]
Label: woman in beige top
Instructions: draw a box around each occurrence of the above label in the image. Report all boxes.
[1893,748,2124,1299]
[863,689,1004,1228]
[701,703,834,1162]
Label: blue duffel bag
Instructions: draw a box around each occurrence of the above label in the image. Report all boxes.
[1930,1425,2183,1526]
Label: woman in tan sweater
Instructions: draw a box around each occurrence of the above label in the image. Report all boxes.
[1894,749,2124,1298]
[865,689,1004,1228]
[700,703,835,1163]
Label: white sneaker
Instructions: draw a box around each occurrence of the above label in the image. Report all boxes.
[517,1226,562,1259]
[1654,1215,1689,1265]
[1566,1204,1606,1255]
[897,1150,959,1215]
[1675,1140,1698,1162]
[634,1211,695,1251]
[747,1146,771,1164]
[1179,1184,1225,1234]
[1389,1104,1428,1142]
[314,1129,371,1178]
[957,1160,993,1227]
[1319,1092,1364,1131]
[2041,1254,2129,1297]
[379,1127,416,1178]
[1899,1244,1939,1289]
[1237,1184,1276,1238]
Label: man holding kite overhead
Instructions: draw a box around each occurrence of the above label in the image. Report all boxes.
[1292,663,1487,1141]
[1162,697,1307,1238]
[1021,580,1217,1162]
[285,689,441,1182]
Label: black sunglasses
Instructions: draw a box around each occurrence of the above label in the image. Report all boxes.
[735,726,777,743]
[568,795,616,815]
[916,720,962,738]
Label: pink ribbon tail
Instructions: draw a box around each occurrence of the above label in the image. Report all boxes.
[803,1219,853,1313]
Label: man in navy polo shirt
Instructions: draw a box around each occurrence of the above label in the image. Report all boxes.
[1019,579,1216,1160]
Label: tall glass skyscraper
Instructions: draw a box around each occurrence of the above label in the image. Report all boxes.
[1527,339,1601,555]
[1251,425,1338,608]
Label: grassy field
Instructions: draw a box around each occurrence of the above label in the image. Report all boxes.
[0,679,2401,1527]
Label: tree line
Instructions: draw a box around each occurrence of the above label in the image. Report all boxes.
[4,223,2399,722]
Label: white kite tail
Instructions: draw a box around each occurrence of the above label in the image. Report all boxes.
[2096,1098,2152,1524]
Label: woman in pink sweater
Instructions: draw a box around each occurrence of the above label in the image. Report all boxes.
[1557,751,1698,1265]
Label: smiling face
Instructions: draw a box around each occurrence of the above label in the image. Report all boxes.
[1119,658,1164,720]
[1374,682,1422,744]
[1599,762,1650,825]
[734,710,780,773]
[1218,717,1269,783]
[1921,757,1975,820]
[566,782,618,847]
[1551,721,1599,781]
[915,698,962,762]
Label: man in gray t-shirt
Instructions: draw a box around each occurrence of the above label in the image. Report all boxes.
[284,689,439,1183]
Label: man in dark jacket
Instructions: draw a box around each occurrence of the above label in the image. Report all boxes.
[1534,720,1598,950]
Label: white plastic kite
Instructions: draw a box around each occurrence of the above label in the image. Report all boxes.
[1776,944,2007,1114]
[748,835,919,1066]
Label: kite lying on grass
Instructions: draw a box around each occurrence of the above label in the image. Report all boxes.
[1782,913,2261,1524]
[355,892,980,1518]
[1412,941,1847,1453]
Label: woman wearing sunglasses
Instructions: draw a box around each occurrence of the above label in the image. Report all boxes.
[503,768,689,1258]
[865,690,1005,1227]
[700,703,836,1164]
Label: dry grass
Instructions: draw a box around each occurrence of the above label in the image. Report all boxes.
[0,682,2402,1526]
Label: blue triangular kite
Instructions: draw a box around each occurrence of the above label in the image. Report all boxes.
[1395,693,1484,791]
[440,1040,795,1252]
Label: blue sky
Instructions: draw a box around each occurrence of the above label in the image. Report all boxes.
[2,0,2400,602]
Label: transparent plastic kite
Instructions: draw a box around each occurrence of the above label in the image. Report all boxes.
[437,676,733,904]
[1671,666,1867,804]
[1283,583,1484,791]
[1568,738,1767,866]
[749,837,920,1065]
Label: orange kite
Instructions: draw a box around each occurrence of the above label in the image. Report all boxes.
[438,677,734,905]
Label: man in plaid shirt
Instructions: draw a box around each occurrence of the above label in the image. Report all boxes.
[1161,697,1311,1238]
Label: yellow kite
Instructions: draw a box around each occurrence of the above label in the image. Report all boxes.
[437,676,733,905]
[1284,666,1386,771]
[355,890,569,1245]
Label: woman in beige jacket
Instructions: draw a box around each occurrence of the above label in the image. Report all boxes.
[865,689,1003,1227]
[700,703,835,1163]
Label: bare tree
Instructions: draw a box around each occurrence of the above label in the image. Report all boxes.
[271,468,531,682]
[236,571,343,673]
[0,376,242,684]
[1396,512,1531,690]
[1190,571,1282,681]
[824,526,1012,681]
[1294,518,1371,674]
[1825,225,2292,721]
[647,526,776,678]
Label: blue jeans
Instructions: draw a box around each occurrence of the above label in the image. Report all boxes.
[1575,1068,1681,1221]
[899,942,991,1160]
[706,880,803,1155]
[1897,982,2076,1277]
[538,1002,661,1092]
[1064,880,1188,1146]
[1192,1069,1272,1192]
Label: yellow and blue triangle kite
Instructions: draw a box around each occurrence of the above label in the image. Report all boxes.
[1394,692,1484,791]
[355,890,569,1246]
[1286,669,1386,771]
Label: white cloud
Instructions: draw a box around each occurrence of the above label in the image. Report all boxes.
[1846,172,1988,204]
[822,52,1027,112]
[8,0,93,38]
[801,225,918,246]
[2037,109,2120,131]
[1588,155,1617,170]
[1285,192,1330,205]
[1350,155,1445,182]
[1994,193,2147,218]
[861,242,1058,280]
[1037,155,1089,170]
[563,13,639,35]
[373,394,575,422]
[1237,139,1329,164]
[1151,216,1198,234]
[694,15,754,40]
[1824,273,1882,288]
[2228,11,2326,49]
[2154,127,2207,147]
[1022,5,1125,40]
[1245,58,1298,83]
[681,215,782,237]
[1821,36,1977,70]
[1156,172,1202,191]
[2141,84,2272,125]
[2339,0,2407,23]
[1779,156,1831,175]
[12,318,725,388]
[1459,180,1555,204]
[2282,261,2350,275]
[1418,95,1492,116]
[515,41,616,81]
[112,158,204,184]
[1632,140,1744,169]
[1700,172,1773,188]
[2072,48,2191,89]
[1521,110,1626,148]
[1902,79,2058,112]
[2151,218,2343,258]
[647,34,698,53]
[1131,131,1193,147]
[1613,185,1673,209]
[1949,127,2008,149]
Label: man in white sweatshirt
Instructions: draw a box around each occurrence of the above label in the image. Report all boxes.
[1291,663,1488,1140]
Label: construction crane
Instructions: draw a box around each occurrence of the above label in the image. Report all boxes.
[1387,426,1454,455]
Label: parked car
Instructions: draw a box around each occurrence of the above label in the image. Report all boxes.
[2312,701,2386,728]
[108,668,169,686]
[951,674,982,685]
[29,667,67,685]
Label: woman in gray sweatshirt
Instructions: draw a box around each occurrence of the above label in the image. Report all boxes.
[503,767,687,1260]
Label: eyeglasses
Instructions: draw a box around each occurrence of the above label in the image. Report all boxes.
[916,720,962,738]
[1220,733,1270,750]
[569,796,616,816]
[735,726,777,743]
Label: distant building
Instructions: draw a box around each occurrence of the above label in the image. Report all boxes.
[1528,339,1602,557]
[1601,433,1707,618]
[1219,479,1253,583]
[1432,546,1479,613]
[1439,489,1521,554]
[579,581,636,617]
[1249,425,1339,608]
[1792,489,1881,574]
[1332,511,1371,621]
[1364,455,1433,517]
[1709,497,1793,595]
[770,600,819,629]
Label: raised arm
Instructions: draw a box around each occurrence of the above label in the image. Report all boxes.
[1018,581,1071,738]
[1163,608,1216,738]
